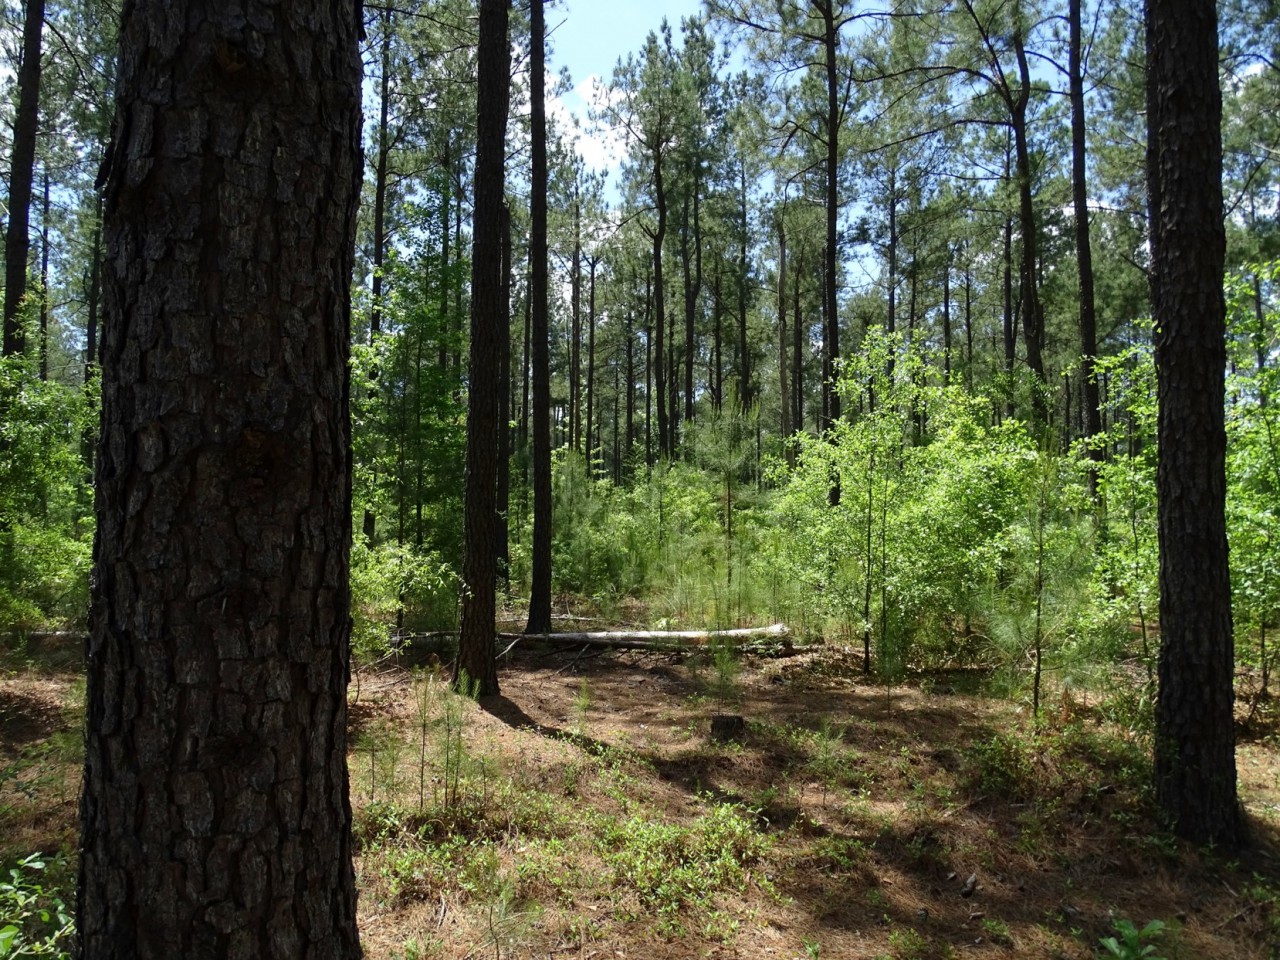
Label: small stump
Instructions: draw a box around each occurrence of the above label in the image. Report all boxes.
[710,714,745,743]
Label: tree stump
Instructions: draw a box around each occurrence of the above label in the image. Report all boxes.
[710,715,745,743]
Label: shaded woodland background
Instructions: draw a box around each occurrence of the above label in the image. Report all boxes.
[2,0,1276,709]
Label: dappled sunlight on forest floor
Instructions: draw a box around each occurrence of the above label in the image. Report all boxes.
[346,639,1280,960]
[2,633,1278,958]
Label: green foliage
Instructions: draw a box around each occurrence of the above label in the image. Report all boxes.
[1226,263,1280,690]
[0,853,73,959]
[1086,340,1159,680]
[350,538,458,665]
[981,450,1093,712]
[0,354,94,629]
[1097,919,1168,960]
[601,800,768,935]
[769,329,1059,677]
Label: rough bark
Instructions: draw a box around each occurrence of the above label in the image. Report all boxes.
[3,0,46,357]
[77,2,364,955]
[457,0,509,698]
[526,0,553,635]
[1147,0,1242,846]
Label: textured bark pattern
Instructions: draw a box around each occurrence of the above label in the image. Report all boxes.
[78,2,364,956]
[526,0,553,635]
[3,0,46,355]
[1146,0,1242,845]
[457,0,509,697]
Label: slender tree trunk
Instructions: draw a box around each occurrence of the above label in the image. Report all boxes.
[38,165,50,381]
[690,174,703,420]
[521,274,530,453]
[821,1,841,427]
[712,266,723,411]
[681,195,695,426]
[1002,202,1015,418]
[586,257,598,469]
[570,193,582,452]
[365,8,392,544]
[1011,26,1046,406]
[78,2,363,953]
[942,253,952,383]
[613,347,621,482]
[669,276,679,455]
[1071,0,1103,490]
[793,245,804,433]
[1147,0,1242,846]
[887,172,898,336]
[497,204,512,582]
[964,259,974,392]
[626,298,635,461]
[653,155,669,458]
[738,162,751,413]
[526,0,553,635]
[777,216,791,446]
[644,270,653,468]
[453,190,463,380]
[439,146,451,372]
[3,0,46,357]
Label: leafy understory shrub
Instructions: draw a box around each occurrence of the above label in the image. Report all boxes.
[350,539,458,667]
[0,853,73,959]
[1097,918,1168,960]
[0,352,95,631]
[601,800,769,935]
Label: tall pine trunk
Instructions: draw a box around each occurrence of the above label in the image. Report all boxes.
[526,0,553,635]
[77,3,363,954]
[458,0,509,696]
[1147,0,1242,846]
[3,0,46,357]
[1071,0,1103,490]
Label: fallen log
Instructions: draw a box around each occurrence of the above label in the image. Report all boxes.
[394,623,812,657]
[507,623,791,645]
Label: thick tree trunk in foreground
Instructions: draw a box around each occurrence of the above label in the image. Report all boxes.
[1147,0,1242,846]
[526,0,553,635]
[78,2,364,956]
[3,0,46,357]
[458,0,510,697]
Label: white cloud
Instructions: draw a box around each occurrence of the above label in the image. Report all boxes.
[549,73,629,185]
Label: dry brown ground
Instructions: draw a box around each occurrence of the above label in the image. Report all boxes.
[3,634,1279,960]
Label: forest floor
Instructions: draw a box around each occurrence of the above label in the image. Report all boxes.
[2,628,1280,959]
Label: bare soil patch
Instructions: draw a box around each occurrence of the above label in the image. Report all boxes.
[3,636,1279,959]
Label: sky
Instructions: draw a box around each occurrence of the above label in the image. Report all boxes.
[547,0,706,177]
